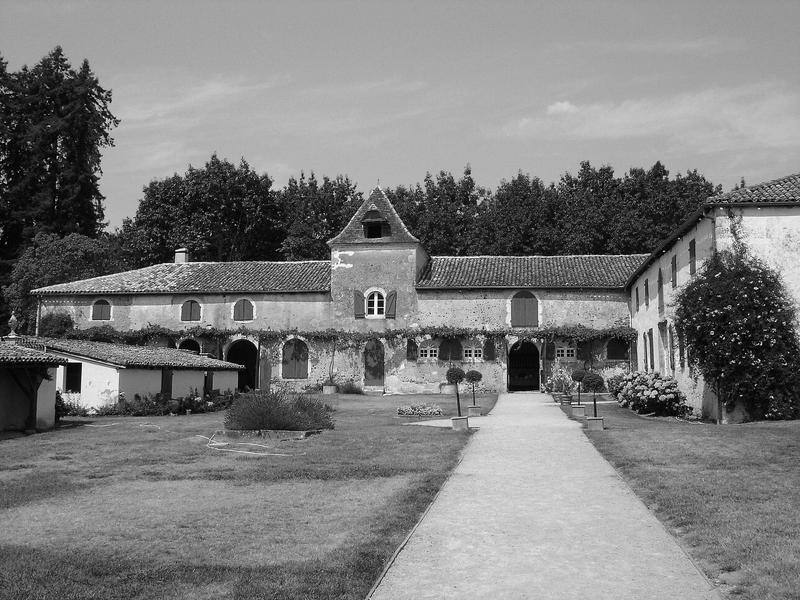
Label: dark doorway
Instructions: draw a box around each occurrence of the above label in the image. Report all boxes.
[179,339,201,353]
[65,363,82,393]
[227,339,258,390]
[508,340,540,391]
[364,339,385,387]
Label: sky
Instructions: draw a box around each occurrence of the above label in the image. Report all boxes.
[2,0,799,230]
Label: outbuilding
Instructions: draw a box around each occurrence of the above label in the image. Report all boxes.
[0,340,66,432]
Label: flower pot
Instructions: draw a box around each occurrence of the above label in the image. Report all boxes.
[571,405,586,418]
[586,417,604,431]
[451,416,469,431]
[467,405,482,417]
[440,384,458,395]
[322,384,338,395]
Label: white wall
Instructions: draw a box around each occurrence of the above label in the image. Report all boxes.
[118,369,162,401]
[212,371,238,394]
[172,371,204,398]
[35,368,57,430]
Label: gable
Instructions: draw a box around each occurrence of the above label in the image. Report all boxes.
[327,187,419,246]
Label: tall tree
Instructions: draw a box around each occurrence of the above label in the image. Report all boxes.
[279,173,362,260]
[117,155,282,267]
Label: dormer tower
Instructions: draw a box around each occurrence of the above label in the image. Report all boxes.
[327,187,428,328]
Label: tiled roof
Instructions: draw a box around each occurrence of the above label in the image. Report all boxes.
[708,173,800,204]
[416,255,649,289]
[328,187,420,245]
[40,339,244,370]
[0,341,67,366]
[32,261,330,295]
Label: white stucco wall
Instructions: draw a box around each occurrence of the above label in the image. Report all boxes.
[118,369,162,401]
[35,368,57,430]
[172,370,204,398]
[211,371,238,394]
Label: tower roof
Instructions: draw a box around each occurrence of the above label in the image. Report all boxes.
[327,187,420,246]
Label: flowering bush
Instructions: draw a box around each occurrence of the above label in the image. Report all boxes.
[544,367,575,393]
[614,371,690,416]
[397,404,443,416]
[606,373,627,398]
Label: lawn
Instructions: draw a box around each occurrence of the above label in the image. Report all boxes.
[0,391,496,600]
[579,401,800,600]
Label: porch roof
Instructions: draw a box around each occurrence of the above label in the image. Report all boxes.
[0,341,67,366]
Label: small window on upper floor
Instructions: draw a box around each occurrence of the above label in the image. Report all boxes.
[671,255,677,289]
[92,299,111,321]
[644,279,650,308]
[233,299,254,321]
[689,239,697,275]
[366,291,385,317]
[362,210,391,238]
[181,300,201,322]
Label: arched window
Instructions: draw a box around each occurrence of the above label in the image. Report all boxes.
[366,291,385,317]
[418,340,439,360]
[233,299,254,321]
[511,291,538,327]
[439,338,464,362]
[282,339,309,379]
[91,299,111,321]
[178,339,201,353]
[181,300,201,322]
[606,338,629,360]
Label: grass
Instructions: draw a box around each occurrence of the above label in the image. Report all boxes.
[578,401,800,600]
[0,391,496,600]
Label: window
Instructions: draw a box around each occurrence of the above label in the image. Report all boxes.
[668,325,676,372]
[642,333,648,370]
[282,339,309,379]
[91,299,111,321]
[644,279,650,308]
[671,255,677,289]
[65,363,82,392]
[657,269,664,313]
[648,329,655,372]
[366,291,385,317]
[418,346,438,359]
[233,299,254,321]
[689,239,696,275]
[606,339,629,360]
[362,210,390,238]
[635,287,640,311]
[181,300,201,321]
[510,291,538,327]
[555,347,576,359]
[463,347,483,360]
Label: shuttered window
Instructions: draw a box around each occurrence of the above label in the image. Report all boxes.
[354,291,365,319]
[439,339,463,362]
[366,291,385,316]
[385,291,397,319]
[511,291,538,327]
[233,299,254,321]
[92,300,111,320]
[282,339,309,379]
[181,300,201,321]
[482,339,496,361]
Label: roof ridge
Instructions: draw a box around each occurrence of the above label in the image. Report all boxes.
[429,253,650,259]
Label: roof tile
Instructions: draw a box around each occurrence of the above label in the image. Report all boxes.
[0,341,68,366]
[709,173,800,204]
[328,187,420,245]
[416,255,648,289]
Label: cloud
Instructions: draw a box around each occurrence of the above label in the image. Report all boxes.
[502,83,800,154]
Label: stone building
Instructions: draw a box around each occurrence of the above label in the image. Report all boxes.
[627,173,800,419]
[32,188,644,396]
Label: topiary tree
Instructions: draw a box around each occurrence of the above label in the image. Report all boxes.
[582,372,605,417]
[446,366,466,417]
[674,241,800,420]
[465,370,483,406]
[571,369,586,404]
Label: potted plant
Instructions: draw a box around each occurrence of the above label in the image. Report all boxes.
[571,369,586,405]
[323,340,339,394]
[446,367,466,427]
[582,372,605,430]
[465,370,482,417]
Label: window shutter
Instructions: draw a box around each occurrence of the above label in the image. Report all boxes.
[545,341,556,360]
[234,300,243,321]
[191,301,200,321]
[385,291,397,319]
[482,339,496,361]
[181,301,190,321]
[354,291,365,319]
[406,339,418,360]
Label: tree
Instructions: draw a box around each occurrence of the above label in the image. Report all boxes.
[117,154,282,267]
[674,240,800,420]
[2,233,124,333]
[278,173,362,260]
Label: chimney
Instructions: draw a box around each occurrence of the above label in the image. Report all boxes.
[174,248,189,263]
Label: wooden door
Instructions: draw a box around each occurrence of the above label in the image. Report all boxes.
[364,339,385,387]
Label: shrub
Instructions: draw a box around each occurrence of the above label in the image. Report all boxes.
[446,367,465,385]
[545,367,575,394]
[616,371,691,417]
[606,373,627,398]
[397,404,443,417]
[55,391,88,419]
[571,369,586,383]
[224,389,334,431]
[339,379,363,394]
[464,370,483,384]
[93,403,120,416]
[119,393,171,416]
[582,372,605,395]
[39,312,75,338]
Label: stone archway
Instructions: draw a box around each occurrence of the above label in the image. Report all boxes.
[226,339,258,391]
[178,338,201,353]
[508,339,540,391]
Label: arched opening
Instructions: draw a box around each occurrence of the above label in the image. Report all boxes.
[181,300,201,321]
[508,339,540,391]
[282,339,308,380]
[178,339,201,353]
[511,291,538,327]
[233,298,254,321]
[364,339,385,387]
[92,299,111,320]
[606,338,630,361]
[227,339,258,390]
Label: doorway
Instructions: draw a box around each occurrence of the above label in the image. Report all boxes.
[227,339,258,390]
[508,340,540,391]
[364,339,385,387]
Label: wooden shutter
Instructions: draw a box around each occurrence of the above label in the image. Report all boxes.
[282,340,309,379]
[439,339,463,361]
[354,291,365,319]
[181,301,191,321]
[511,292,537,327]
[385,291,397,319]
[406,339,418,360]
[483,339,496,361]
[234,299,253,321]
[93,300,110,320]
